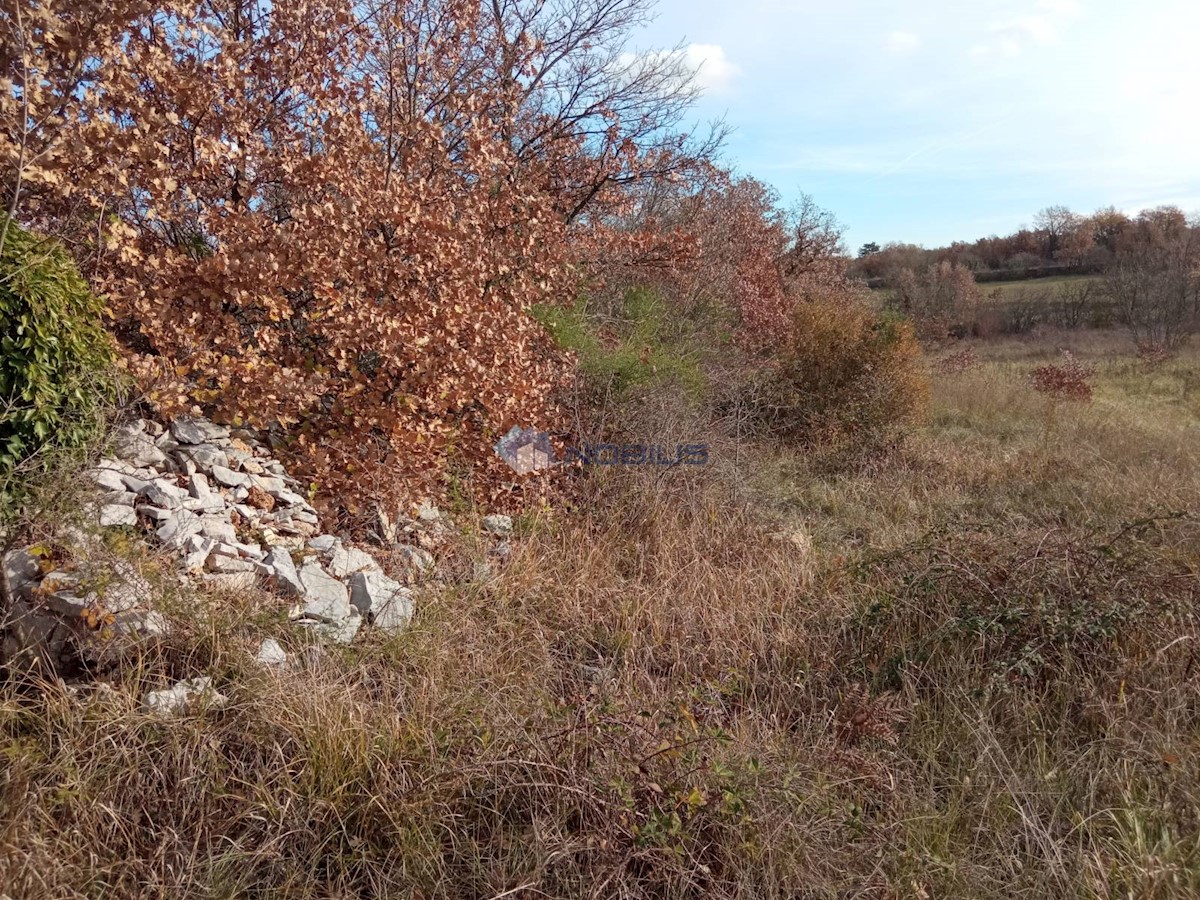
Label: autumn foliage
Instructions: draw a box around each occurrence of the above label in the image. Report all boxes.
[2,0,728,517]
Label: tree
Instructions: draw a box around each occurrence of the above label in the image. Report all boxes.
[858,242,880,258]
[6,0,719,517]
[893,262,981,339]
[1033,205,1081,260]
[1105,211,1200,352]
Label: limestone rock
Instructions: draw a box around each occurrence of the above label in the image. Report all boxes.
[481,514,513,536]
[143,676,227,717]
[170,418,231,445]
[327,544,381,579]
[210,465,249,488]
[265,548,303,596]
[255,638,287,667]
[99,503,138,527]
[292,560,351,623]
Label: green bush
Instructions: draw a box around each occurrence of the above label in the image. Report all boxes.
[533,288,706,396]
[0,216,118,491]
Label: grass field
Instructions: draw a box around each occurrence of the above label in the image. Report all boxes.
[980,274,1103,301]
[3,330,1199,898]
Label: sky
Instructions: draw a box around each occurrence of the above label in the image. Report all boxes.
[632,0,1200,250]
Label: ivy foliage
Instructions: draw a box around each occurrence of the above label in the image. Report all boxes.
[0,216,118,487]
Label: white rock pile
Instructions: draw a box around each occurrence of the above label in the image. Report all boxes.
[2,415,425,674]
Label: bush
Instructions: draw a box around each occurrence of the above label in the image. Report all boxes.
[749,295,927,459]
[892,262,982,339]
[0,217,118,493]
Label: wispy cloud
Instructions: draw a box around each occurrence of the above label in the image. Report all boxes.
[971,0,1081,58]
[886,31,921,54]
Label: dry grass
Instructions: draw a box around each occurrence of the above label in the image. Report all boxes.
[2,331,1200,898]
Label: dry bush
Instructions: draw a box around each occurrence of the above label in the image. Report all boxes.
[746,294,928,464]
[932,347,981,376]
[893,261,982,340]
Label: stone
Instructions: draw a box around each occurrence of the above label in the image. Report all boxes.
[170,418,230,445]
[112,423,168,469]
[210,465,249,488]
[138,481,185,509]
[91,467,129,492]
[396,545,435,572]
[327,545,382,579]
[265,548,304,597]
[188,472,213,500]
[137,505,175,522]
[99,503,138,527]
[307,534,341,554]
[480,514,513,536]
[291,560,351,623]
[143,676,227,717]
[206,555,256,574]
[103,491,137,507]
[203,571,257,591]
[199,517,237,543]
[274,488,309,508]
[416,501,440,523]
[182,537,214,570]
[175,444,229,471]
[157,512,203,549]
[143,420,164,437]
[255,638,287,667]
[349,570,413,631]
[3,549,41,594]
[374,590,414,632]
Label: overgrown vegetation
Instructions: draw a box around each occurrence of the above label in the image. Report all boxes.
[3,332,1199,897]
[0,215,118,509]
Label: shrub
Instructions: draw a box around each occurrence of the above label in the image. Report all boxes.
[749,295,928,459]
[0,216,118,492]
[892,261,982,339]
[1031,351,1094,402]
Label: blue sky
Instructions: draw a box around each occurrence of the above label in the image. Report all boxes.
[633,0,1200,250]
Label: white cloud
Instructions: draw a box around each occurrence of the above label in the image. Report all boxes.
[682,43,741,93]
[618,42,740,95]
[886,31,921,54]
[972,0,1080,58]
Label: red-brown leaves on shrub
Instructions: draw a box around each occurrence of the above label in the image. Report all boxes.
[1031,351,1095,401]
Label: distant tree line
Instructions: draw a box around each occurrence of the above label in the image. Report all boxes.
[857,205,1200,352]
[852,205,1193,286]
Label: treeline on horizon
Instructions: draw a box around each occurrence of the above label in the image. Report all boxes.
[851,204,1198,286]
